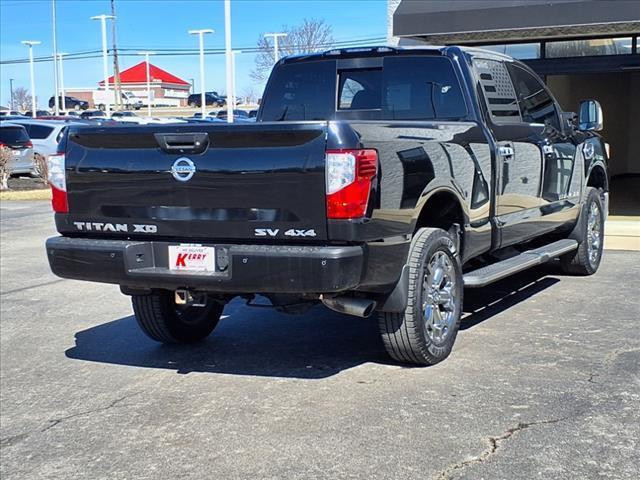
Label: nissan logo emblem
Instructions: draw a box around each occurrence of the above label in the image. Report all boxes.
[171,157,196,182]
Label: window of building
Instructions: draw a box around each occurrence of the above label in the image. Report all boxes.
[545,37,633,57]
[478,43,541,59]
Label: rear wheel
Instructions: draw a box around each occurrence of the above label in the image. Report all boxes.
[561,187,605,275]
[379,228,463,365]
[132,291,224,343]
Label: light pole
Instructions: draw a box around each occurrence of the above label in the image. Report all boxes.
[91,14,115,116]
[9,79,14,110]
[189,78,194,95]
[264,32,287,62]
[51,0,60,115]
[224,0,233,123]
[138,51,155,117]
[21,40,40,117]
[230,50,242,115]
[188,29,214,119]
[57,53,66,110]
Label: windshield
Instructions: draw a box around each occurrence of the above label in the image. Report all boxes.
[0,126,29,144]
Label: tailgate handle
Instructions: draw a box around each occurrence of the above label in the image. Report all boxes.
[154,133,209,154]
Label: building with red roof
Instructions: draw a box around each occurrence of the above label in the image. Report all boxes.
[67,61,192,108]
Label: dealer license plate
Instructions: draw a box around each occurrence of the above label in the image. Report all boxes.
[168,244,215,272]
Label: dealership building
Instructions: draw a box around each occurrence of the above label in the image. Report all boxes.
[387,0,639,218]
[67,61,191,108]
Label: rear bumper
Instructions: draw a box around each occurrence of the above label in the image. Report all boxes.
[46,236,364,294]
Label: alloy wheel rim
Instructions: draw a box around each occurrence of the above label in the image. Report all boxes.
[586,202,602,266]
[422,251,457,345]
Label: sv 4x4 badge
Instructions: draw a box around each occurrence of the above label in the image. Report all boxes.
[254,228,317,237]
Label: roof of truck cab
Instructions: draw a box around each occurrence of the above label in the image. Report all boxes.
[280,45,513,63]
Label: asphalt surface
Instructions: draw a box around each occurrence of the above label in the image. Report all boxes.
[1,201,639,480]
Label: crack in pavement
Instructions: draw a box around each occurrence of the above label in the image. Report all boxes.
[40,392,143,433]
[0,393,142,450]
[434,417,566,480]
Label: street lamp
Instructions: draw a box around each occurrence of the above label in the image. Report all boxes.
[21,40,41,117]
[137,51,155,118]
[264,32,287,62]
[91,14,115,116]
[224,0,233,123]
[188,28,214,119]
[51,0,60,115]
[57,53,66,110]
[230,50,242,116]
[9,79,14,110]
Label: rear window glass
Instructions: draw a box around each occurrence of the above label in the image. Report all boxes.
[260,60,336,121]
[0,126,29,144]
[261,55,467,121]
[25,124,54,139]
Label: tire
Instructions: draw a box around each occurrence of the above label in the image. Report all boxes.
[98,104,105,111]
[379,228,463,366]
[131,291,224,343]
[560,187,605,275]
[189,101,197,108]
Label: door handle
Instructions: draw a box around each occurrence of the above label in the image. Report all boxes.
[154,132,209,154]
[498,146,514,158]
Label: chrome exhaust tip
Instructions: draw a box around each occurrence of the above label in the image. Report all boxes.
[321,296,377,318]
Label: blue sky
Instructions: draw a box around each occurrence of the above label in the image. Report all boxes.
[0,0,387,108]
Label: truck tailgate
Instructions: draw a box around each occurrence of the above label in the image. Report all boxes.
[59,122,329,241]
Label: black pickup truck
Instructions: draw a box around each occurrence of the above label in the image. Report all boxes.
[46,46,609,365]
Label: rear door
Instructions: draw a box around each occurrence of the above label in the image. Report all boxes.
[60,122,330,242]
[474,57,547,247]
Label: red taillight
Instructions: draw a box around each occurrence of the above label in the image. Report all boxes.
[47,154,68,213]
[51,184,68,213]
[25,141,33,148]
[326,149,378,219]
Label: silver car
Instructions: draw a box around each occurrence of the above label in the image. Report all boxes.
[0,122,35,175]
[9,119,74,160]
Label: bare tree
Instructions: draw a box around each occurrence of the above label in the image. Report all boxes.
[0,146,12,190]
[242,85,260,105]
[12,87,32,111]
[251,19,333,83]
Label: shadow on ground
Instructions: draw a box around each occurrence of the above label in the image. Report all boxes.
[65,264,561,379]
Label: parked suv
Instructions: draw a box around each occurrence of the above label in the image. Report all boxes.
[10,119,74,160]
[49,96,89,111]
[46,46,609,365]
[188,92,225,108]
[0,122,35,175]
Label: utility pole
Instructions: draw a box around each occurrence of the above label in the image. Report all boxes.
[189,78,194,94]
[58,53,66,109]
[51,0,60,114]
[224,0,233,123]
[21,40,41,117]
[264,32,287,62]
[91,14,115,117]
[188,29,214,119]
[138,51,155,118]
[9,79,14,110]
[110,0,122,111]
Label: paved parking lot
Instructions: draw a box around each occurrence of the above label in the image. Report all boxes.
[1,201,639,480]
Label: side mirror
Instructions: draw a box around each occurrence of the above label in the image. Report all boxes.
[578,99,603,131]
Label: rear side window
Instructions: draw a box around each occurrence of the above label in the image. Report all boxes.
[0,126,29,144]
[260,60,336,121]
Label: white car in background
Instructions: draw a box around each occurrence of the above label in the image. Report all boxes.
[9,119,77,159]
